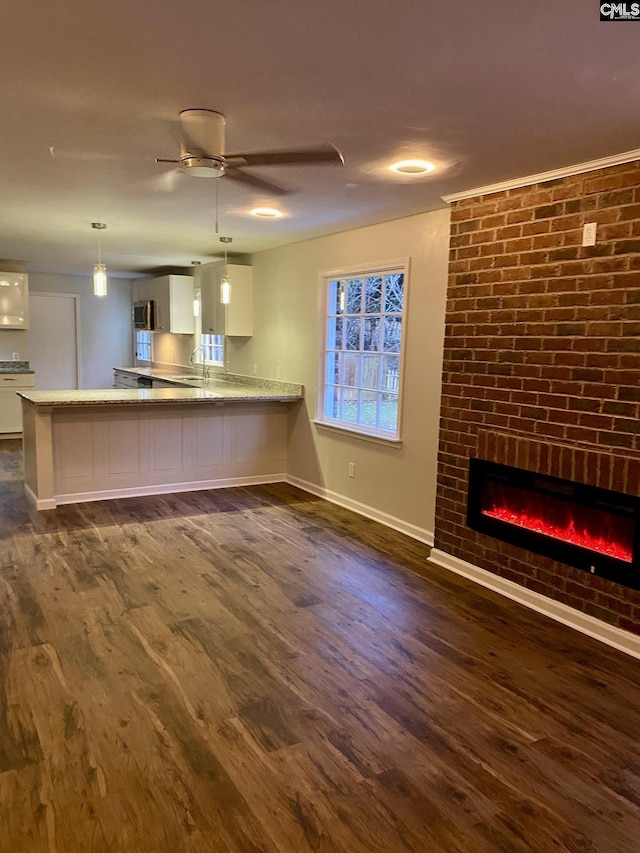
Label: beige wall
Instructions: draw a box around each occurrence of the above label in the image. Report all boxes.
[226,208,450,542]
[151,331,197,369]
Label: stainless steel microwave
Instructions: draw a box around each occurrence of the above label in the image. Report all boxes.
[133,300,157,330]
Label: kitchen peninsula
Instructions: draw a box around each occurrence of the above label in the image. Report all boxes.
[19,371,303,510]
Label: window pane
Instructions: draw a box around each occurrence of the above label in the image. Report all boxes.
[363,317,380,352]
[328,316,343,350]
[345,317,361,350]
[325,352,340,385]
[364,276,382,313]
[385,273,404,312]
[383,316,402,352]
[346,278,362,314]
[380,393,398,433]
[343,353,359,387]
[362,355,379,390]
[360,390,377,427]
[329,279,345,315]
[382,355,400,392]
[324,385,340,419]
[341,387,358,423]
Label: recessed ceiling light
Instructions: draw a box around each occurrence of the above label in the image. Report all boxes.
[389,159,435,175]
[250,207,283,218]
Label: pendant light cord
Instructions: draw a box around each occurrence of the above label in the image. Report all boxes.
[215,178,219,235]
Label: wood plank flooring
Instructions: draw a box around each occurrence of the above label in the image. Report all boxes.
[1,437,640,852]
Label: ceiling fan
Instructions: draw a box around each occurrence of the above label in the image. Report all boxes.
[155,109,344,196]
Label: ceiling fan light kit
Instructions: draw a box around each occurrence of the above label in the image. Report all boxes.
[155,108,344,197]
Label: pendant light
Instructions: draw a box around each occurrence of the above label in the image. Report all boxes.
[220,236,232,304]
[92,222,107,297]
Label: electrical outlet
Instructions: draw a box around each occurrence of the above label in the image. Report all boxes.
[348,462,355,478]
[252,363,258,375]
[275,366,281,379]
[12,352,19,361]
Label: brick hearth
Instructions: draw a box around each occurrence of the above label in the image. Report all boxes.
[436,159,640,634]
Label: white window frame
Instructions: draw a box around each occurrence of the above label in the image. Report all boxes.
[316,258,409,443]
[135,330,152,365]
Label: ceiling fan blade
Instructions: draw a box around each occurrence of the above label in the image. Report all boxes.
[143,168,182,192]
[224,168,291,196]
[155,158,181,165]
[48,146,122,162]
[225,143,344,168]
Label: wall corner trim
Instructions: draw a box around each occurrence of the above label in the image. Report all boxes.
[285,474,434,547]
[428,548,640,660]
[441,148,640,203]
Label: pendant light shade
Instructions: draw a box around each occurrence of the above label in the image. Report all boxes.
[93,263,107,297]
[92,222,107,297]
[220,236,232,305]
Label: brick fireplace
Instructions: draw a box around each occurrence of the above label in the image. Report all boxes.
[435,159,640,635]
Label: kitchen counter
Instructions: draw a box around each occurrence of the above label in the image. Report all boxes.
[0,359,34,374]
[18,384,302,406]
[20,370,303,510]
[19,369,303,406]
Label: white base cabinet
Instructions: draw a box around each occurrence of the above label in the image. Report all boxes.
[0,374,35,433]
[113,370,139,389]
[21,399,288,509]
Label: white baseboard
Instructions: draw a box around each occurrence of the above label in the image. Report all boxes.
[24,483,57,511]
[51,473,287,508]
[429,548,640,660]
[285,474,434,547]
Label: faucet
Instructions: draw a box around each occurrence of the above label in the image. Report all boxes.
[189,346,208,379]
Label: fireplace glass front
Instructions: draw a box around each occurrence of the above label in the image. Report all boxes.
[467,458,640,590]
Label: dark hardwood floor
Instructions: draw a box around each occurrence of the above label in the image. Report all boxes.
[1,438,640,852]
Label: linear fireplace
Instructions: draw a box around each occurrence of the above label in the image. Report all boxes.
[467,458,640,591]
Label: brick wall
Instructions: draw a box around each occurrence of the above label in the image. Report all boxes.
[436,159,640,634]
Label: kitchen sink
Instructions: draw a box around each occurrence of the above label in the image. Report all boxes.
[167,374,205,382]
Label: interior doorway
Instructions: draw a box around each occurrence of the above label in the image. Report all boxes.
[29,292,80,390]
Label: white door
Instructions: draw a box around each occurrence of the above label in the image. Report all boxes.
[29,292,79,390]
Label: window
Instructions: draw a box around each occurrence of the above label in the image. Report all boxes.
[200,333,224,364]
[319,261,407,440]
[135,331,151,364]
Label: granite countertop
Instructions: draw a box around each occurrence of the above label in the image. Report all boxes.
[18,368,303,407]
[0,360,34,374]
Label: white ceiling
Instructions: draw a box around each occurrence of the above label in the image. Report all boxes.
[1,0,638,277]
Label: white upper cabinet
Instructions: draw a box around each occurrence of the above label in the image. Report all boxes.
[0,272,29,328]
[200,262,253,337]
[133,274,194,334]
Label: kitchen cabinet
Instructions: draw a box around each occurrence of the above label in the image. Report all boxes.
[133,274,194,334]
[200,262,253,337]
[113,370,139,389]
[0,373,35,433]
[0,271,29,328]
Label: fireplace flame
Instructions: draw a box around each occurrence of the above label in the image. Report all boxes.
[483,506,633,563]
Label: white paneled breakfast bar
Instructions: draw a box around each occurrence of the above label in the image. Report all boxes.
[19,373,303,510]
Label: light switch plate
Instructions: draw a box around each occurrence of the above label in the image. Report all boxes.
[582,222,597,247]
